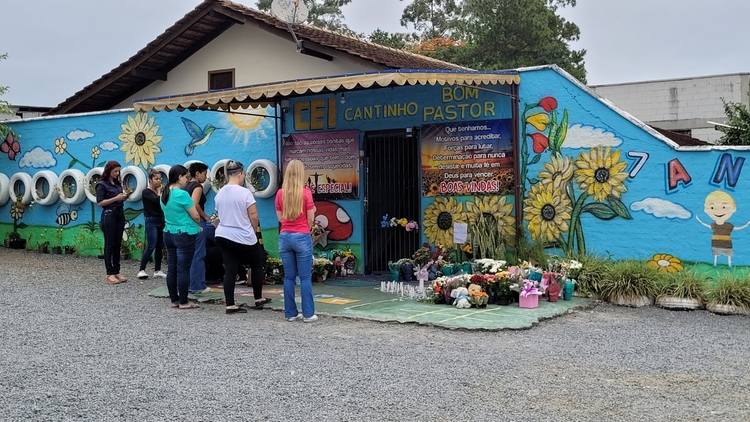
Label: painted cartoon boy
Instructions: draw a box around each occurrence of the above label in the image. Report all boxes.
[696,190,750,267]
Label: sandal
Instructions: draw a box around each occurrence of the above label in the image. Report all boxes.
[169,302,179,308]
[178,303,201,310]
[255,298,272,306]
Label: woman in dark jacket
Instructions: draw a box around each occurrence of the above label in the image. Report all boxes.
[96,160,128,285]
[138,168,166,279]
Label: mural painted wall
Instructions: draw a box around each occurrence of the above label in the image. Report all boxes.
[518,66,750,270]
[0,108,279,258]
[284,82,516,266]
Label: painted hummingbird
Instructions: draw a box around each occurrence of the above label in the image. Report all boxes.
[181,117,220,156]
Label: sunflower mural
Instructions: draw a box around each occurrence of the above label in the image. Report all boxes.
[647,253,684,273]
[522,97,632,254]
[118,113,163,167]
[423,197,466,247]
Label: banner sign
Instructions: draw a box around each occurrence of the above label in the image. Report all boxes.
[282,130,359,200]
[421,119,514,196]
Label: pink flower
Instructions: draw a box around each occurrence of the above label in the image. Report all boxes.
[539,97,558,112]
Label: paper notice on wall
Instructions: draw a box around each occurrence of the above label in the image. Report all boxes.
[453,223,468,244]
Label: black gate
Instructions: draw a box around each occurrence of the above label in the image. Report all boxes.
[364,129,421,273]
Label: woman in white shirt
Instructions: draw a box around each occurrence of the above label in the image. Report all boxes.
[214,160,269,314]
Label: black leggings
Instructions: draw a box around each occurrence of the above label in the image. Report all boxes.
[101,209,125,275]
[216,237,264,306]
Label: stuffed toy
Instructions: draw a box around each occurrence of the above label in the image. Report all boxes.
[451,286,471,308]
[467,283,482,296]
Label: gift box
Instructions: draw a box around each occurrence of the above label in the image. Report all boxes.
[519,293,539,308]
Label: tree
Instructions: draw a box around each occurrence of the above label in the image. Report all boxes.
[715,98,750,146]
[400,0,460,40]
[368,29,417,50]
[256,0,360,36]
[0,53,13,136]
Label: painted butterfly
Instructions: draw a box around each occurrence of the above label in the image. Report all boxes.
[1,132,20,160]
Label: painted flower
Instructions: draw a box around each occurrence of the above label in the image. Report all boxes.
[526,113,550,131]
[538,154,575,187]
[118,113,163,167]
[574,146,629,202]
[423,197,466,247]
[429,183,440,195]
[539,97,558,112]
[647,254,683,273]
[91,146,101,160]
[523,182,571,242]
[54,137,67,155]
[10,202,23,220]
[530,133,549,153]
[465,195,516,239]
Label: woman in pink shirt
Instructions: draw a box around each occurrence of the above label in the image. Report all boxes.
[275,159,317,322]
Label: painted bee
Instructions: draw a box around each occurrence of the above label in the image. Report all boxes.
[56,203,80,227]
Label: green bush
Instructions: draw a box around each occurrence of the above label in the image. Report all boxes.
[566,251,610,297]
[656,267,708,301]
[707,274,750,309]
[600,259,660,302]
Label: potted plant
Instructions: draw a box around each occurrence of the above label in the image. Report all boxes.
[599,259,658,307]
[51,228,64,254]
[313,257,332,282]
[38,240,50,254]
[705,274,750,316]
[469,291,489,308]
[64,245,76,255]
[655,269,707,310]
[120,241,131,261]
[265,257,284,284]
[387,260,402,281]
[412,246,431,267]
[5,231,26,250]
[398,258,415,281]
[493,273,513,305]
[569,252,609,299]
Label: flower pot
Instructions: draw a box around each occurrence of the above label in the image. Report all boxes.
[328,270,336,279]
[488,291,496,304]
[460,263,472,274]
[316,276,324,283]
[8,239,26,250]
[563,281,575,301]
[519,294,539,309]
[400,264,414,281]
[610,295,652,308]
[496,294,511,306]
[389,268,401,281]
[64,246,75,255]
[121,253,130,261]
[442,266,454,276]
[52,246,63,254]
[38,245,49,254]
[706,303,749,316]
[655,296,703,311]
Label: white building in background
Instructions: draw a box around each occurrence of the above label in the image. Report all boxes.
[590,73,750,144]
[0,104,51,121]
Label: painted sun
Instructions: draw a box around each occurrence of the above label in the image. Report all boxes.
[222,107,273,145]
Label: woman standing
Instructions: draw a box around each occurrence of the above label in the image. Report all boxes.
[161,165,201,309]
[96,160,128,285]
[275,159,317,322]
[214,160,269,314]
[137,168,166,279]
[186,162,213,294]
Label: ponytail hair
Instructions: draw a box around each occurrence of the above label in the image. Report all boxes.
[161,165,188,205]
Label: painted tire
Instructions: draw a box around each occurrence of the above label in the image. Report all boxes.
[84,167,104,204]
[0,173,9,206]
[246,159,278,198]
[152,164,171,185]
[9,172,33,205]
[57,169,87,205]
[120,166,148,202]
[31,170,60,206]
[183,160,210,192]
[210,159,231,193]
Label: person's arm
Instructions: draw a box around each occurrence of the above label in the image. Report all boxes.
[735,221,750,231]
[186,205,200,223]
[695,216,711,228]
[96,183,127,208]
[246,203,259,233]
[304,189,315,229]
[190,186,210,221]
[306,208,315,229]
[276,210,284,223]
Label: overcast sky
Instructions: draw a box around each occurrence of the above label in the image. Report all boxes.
[2,0,750,107]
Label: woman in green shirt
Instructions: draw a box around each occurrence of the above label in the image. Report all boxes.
[160,165,201,309]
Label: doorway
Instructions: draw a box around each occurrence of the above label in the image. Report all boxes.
[364,128,421,273]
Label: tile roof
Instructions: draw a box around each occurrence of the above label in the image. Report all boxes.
[648,126,712,147]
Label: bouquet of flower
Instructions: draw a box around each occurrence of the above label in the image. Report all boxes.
[412,246,431,266]
[474,258,507,274]
[469,291,489,307]
[561,259,583,280]
[519,280,542,298]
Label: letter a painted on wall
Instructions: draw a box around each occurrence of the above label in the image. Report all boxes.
[667,158,692,191]
[712,153,745,188]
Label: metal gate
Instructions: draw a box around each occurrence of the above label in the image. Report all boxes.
[364,129,421,273]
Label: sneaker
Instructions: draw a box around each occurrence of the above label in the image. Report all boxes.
[153,270,166,278]
[287,313,303,322]
[303,315,319,323]
[137,270,148,279]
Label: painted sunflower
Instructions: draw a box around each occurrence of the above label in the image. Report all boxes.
[538,154,574,187]
[523,182,571,242]
[647,254,683,273]
[423,197,466,247]
[54,137,67,155]
[118,113,163,167]
[10,202,23,220]
[574,146,628,202]
[465,195,516,239]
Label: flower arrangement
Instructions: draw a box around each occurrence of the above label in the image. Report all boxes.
[412,246,431,266]
[380,214,418,232]
[561,259,583,280]
[469,291,489,307]
[311,220,325,236]
[265,257,284,284]
[312,257,332,278]
[474,258,507,274]
[519,280,543,298]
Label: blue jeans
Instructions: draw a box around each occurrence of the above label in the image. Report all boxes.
[100,208,125,276]
[164,232,196,305]
[139,216,164,272]
[279,232,314,318]
[189,220,214,292]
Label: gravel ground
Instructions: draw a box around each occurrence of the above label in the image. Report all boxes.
[1,249,749,422]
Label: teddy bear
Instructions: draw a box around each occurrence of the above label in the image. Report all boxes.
[467,283,482,296]
[451,286,471,308]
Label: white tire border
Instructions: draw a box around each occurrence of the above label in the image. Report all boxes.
[246,159,279,198]
[152,164,171,185]
[31,170,60,205]
[9,172,33,205]
[210,159,231,193]
[84,167,104,204]
[57,169,87,205]
[120,166,148,202]
[0,173,9,206]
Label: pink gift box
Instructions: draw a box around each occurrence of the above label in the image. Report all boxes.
[519,294,539,309]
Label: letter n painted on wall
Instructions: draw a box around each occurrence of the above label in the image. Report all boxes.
[712,153,745,189]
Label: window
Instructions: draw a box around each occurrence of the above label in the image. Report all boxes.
[208,69,235,90]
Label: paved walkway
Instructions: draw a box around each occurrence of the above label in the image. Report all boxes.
[149,278,594,330]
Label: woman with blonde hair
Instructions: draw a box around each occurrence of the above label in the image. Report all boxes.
[275,159,317,322]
